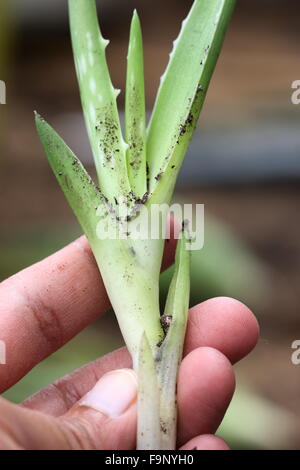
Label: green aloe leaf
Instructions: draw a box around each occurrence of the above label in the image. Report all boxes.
[157,226,191,449]
[35,113,102,242]
[147,0,236,195]
[137,332,161,450]
[125,10,147,199]
[162,227,191,329]
[69,0,131,204]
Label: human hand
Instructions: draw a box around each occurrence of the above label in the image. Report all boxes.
[0,236,259,450]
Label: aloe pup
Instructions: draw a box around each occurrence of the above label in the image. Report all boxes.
[35,0,236,450]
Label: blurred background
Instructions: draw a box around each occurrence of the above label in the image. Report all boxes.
[1,0,300,449]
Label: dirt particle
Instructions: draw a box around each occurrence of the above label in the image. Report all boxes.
[141,191,149,204]
[160,314,173,330]
[179,125,186,137]
[160,421,167,434]
[186,113,193,125]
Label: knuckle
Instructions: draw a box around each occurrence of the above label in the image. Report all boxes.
[58,415,102,450]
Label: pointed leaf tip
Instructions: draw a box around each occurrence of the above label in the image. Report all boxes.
[35,116,103,241]
[131,9,141,29]
[34,111,42,121]
[126,4,146,198]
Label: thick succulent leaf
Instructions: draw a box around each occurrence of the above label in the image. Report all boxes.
[137,332,161,450]
[156,227,191,449]
[125,10,147,199]
[162,226,191,336]
[147,0,236,194]
[35,113,102,241]
[68,0,131,204]
[150,80,205,205]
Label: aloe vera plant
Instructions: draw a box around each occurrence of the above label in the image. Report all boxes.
[35,0,236,450]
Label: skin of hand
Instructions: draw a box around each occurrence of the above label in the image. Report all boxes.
[0,235,259,450]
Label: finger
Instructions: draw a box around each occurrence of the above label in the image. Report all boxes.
[0,369,138,450]
[23,347,132,416]
[60,369,138,449]
[23,298,257,414]
[0,397,68,449]
[0,222,176,392]
[184,297,259,364]
[0,236,106,393]
[179,434,229,450]
[177,347,235,446]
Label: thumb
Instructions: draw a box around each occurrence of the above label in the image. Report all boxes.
[59,368,138,450]
[0,369,137,449]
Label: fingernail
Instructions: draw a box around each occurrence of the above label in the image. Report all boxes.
[79,369,137,418]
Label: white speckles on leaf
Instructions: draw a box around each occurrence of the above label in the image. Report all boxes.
[88,51,95,66]
[75,57,82,80]
[69,0,132,201]
[89,103,96,123]
[80,54,87,75]
[86,31,93,49]
[89,77,96,94]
